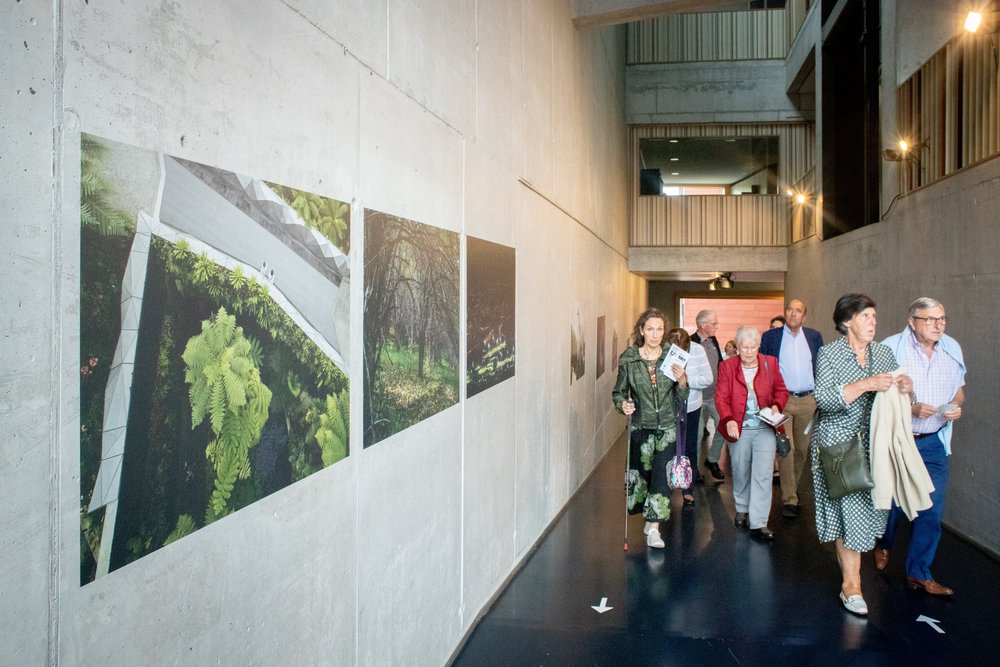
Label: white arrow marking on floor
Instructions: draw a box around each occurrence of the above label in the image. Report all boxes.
[591,597,613,614]
[916,615,945,634]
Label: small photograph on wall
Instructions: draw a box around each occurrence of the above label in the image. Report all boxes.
[466,237,515,398]
[611,325,620,373]
[570,304,586,383]
[596,315,606,379]
[363,209,460,447]
[79,133,350,585]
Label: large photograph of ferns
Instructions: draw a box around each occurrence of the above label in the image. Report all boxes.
[363,210,460,448]
[466,237,515,398]
[79,133,350,585]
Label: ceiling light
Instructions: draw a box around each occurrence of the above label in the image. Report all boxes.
[670,157,679,161]
[669,139,679,143]
[796,193,807,204]
[965,10,983,32]
[671,172,680,176]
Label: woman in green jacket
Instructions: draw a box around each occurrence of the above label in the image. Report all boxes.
[612,307,689,548]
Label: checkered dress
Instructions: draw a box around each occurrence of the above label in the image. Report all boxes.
[811,337,897,552]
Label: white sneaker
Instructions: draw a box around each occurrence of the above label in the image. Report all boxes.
[646,527,665,548]
[839,591,868,616]
[643,521,654,535]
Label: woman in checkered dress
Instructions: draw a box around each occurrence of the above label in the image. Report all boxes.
[812,294,913,615]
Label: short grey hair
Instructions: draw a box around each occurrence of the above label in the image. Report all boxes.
[695,309,716,326]
[909,297,943,318]
[734,325,760,346]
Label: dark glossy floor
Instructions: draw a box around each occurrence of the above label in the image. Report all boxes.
[452,435,1000,666]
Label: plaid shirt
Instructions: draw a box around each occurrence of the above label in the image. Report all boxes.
[903,330,963,434]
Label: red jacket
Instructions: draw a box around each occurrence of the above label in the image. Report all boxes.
[715,354,789,442]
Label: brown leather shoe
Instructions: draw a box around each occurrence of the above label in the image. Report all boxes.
[874,547,889,571]
[906,576,954,596]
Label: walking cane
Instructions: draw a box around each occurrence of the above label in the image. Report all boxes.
[623,405,633,552]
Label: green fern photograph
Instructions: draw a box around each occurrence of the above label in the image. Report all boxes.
[79,134,351,584]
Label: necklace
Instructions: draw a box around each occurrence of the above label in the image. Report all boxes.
[640,346,661,360]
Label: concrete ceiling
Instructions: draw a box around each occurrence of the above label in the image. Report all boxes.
[572,0,752,28]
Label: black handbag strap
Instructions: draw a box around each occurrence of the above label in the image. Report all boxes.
[672,389,686,457]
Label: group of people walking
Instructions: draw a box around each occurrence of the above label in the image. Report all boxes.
[612,294,965,616]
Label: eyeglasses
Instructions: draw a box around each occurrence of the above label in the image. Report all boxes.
[912,316,949,326]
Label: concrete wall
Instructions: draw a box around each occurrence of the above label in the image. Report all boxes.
[894,0,963,85]
[0,1,642,664]
[783,0,1000,555]
[787,153,1000,555]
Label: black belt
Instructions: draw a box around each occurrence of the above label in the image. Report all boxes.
[789,390,813,397]
[913,428,943,438]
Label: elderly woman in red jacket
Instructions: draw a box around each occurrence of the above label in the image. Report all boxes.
[716,325,789,540]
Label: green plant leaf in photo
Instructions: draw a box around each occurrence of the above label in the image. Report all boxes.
[183,307,272,521]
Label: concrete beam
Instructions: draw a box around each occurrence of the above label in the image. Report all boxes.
[629,245,788,276]
[627,60,806,124]
[571,0,747,28]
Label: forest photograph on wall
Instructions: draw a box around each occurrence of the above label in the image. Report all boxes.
[612,325,620,373]
[596,315,606,380]
[570,304,586,384]
[466,237,515,398]
[363,209,460,447]
[79,133,350,585]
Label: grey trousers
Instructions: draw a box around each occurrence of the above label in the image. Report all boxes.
[729,426,777,529]
[698,398,726,466]
[776,394,817,506]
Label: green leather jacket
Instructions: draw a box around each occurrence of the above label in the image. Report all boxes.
[612,345,689,431]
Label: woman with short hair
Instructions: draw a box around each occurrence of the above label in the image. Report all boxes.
[715,325,789,541]
[811,293,913,616]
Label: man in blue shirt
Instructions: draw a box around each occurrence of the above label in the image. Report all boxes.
[875,297,965,596]
[760,299,823,518]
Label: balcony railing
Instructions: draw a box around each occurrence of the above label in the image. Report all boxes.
[631,194,789,246]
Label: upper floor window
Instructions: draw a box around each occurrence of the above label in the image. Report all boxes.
[639,137,780,196]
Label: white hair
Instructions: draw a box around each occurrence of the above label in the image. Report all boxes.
[734,325,760,346]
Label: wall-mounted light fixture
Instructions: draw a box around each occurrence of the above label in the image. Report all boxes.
[964,5,999,64]
[787,189,809,204]
[966,10,984,32]
[707,272,734,291]
[882,138,925,162]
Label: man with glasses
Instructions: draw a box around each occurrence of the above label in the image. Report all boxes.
[761,299,823,519]
[691,310,726,481]
[876,298,966,595]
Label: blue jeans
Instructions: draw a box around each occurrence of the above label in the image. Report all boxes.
[879,432,949,580]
